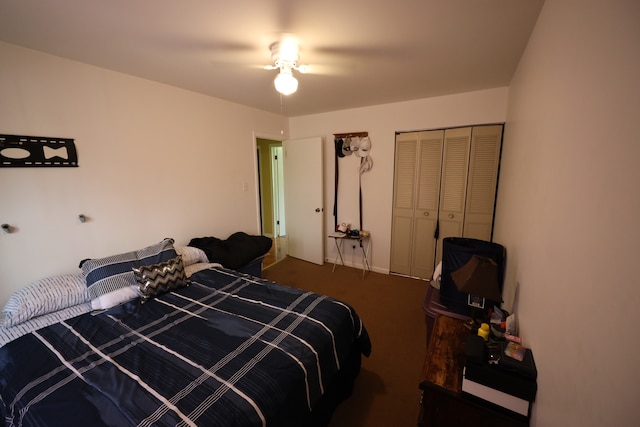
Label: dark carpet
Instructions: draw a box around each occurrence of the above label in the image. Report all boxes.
[262,256,429,427]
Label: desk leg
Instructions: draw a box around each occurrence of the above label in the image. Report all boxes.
[359,238,371,279]
[332,238,345,272]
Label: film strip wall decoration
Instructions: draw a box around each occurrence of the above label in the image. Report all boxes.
[0,134,78,167]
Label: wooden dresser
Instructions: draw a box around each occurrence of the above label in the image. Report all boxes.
[418,315,529,427]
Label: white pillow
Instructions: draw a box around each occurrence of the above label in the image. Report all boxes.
[185,262,222,277]
[90,284,139,311]
[2,274,89,328]
[175,245,209,266]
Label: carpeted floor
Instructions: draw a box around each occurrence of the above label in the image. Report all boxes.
[262,256,430,427]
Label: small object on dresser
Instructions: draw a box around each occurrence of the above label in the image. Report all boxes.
[463,318,475,330]
[487,341,501,365]
[500,342,537,380]
[504,341,526,362]
[505,313,517,335]
[477,322,490,341]
[505,333,522,344]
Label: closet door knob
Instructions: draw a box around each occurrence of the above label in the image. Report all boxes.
[448,214,454,218]
[424,212,429,216]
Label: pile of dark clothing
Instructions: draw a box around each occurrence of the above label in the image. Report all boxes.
[189,232,272,270]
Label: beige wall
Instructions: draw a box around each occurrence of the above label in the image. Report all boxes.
[289,88,509,273]
[495,0,640,425]
[0,41,284,305]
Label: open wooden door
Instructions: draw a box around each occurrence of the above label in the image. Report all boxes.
[283,137,324,264]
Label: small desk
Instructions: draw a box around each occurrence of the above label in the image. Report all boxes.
[418,315,529,427]
[328,231,371,279]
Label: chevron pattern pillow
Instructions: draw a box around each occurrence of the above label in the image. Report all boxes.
[133,255,188,303]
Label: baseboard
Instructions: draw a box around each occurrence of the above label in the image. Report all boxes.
[324,257,388,275]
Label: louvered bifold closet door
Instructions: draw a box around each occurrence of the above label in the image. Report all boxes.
[411,130,444,279]
[390,130,444,277]
[390,133,419,276]
[463,125,503,240]
[434,127,472,266]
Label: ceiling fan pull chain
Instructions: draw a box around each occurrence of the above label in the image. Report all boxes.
[280,93,284,136]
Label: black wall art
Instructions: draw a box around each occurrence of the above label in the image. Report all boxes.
[0,134,78,167]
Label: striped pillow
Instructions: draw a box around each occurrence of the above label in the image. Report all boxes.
[2,274,89,328]
[81,238,177,310]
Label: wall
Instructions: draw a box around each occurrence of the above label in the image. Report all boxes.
[494,0,640,426]
[0,42,283,306]
[289,89,509,273]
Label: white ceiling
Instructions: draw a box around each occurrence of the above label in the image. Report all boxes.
[0,0,544,117]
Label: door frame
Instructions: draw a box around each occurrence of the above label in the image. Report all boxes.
[253,132,284,236]
[252,133,324,265]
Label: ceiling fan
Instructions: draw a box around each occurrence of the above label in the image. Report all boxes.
[262,36,308,95]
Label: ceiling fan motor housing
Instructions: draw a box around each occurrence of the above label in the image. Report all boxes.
[270,40,299,63]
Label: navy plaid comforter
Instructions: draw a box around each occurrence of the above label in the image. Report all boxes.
[0,268,370,427]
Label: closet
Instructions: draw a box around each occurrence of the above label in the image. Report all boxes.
[389,124,503,279]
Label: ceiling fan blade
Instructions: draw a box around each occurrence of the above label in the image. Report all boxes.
[312,45,412,61]
[148,31,258,53]
[298,63,354,77]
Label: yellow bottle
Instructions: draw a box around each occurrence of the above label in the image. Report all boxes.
[477,323,490,341]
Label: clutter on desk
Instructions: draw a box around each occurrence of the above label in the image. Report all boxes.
[505,333,522,344]
[463,324,537,417]
[467,306,531,366]
[499,342,537,378]
[334,221,369,238]
[477,323,490,341]
[504,342,527,362]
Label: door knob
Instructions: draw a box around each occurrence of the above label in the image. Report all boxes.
[424,212,429,216]
[448,214,454,218]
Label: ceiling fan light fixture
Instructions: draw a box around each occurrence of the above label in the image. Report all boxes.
[268,38,306,95]
[274,69,298,95]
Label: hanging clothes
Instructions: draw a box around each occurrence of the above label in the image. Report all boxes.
[355,137,373,231]
[333,138,343,231]
[342,137,353,157]
[333,133,373,232]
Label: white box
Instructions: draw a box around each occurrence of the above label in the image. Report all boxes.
[462,369,531,416]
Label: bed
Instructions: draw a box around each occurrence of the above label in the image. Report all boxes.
[0,238,371,427]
